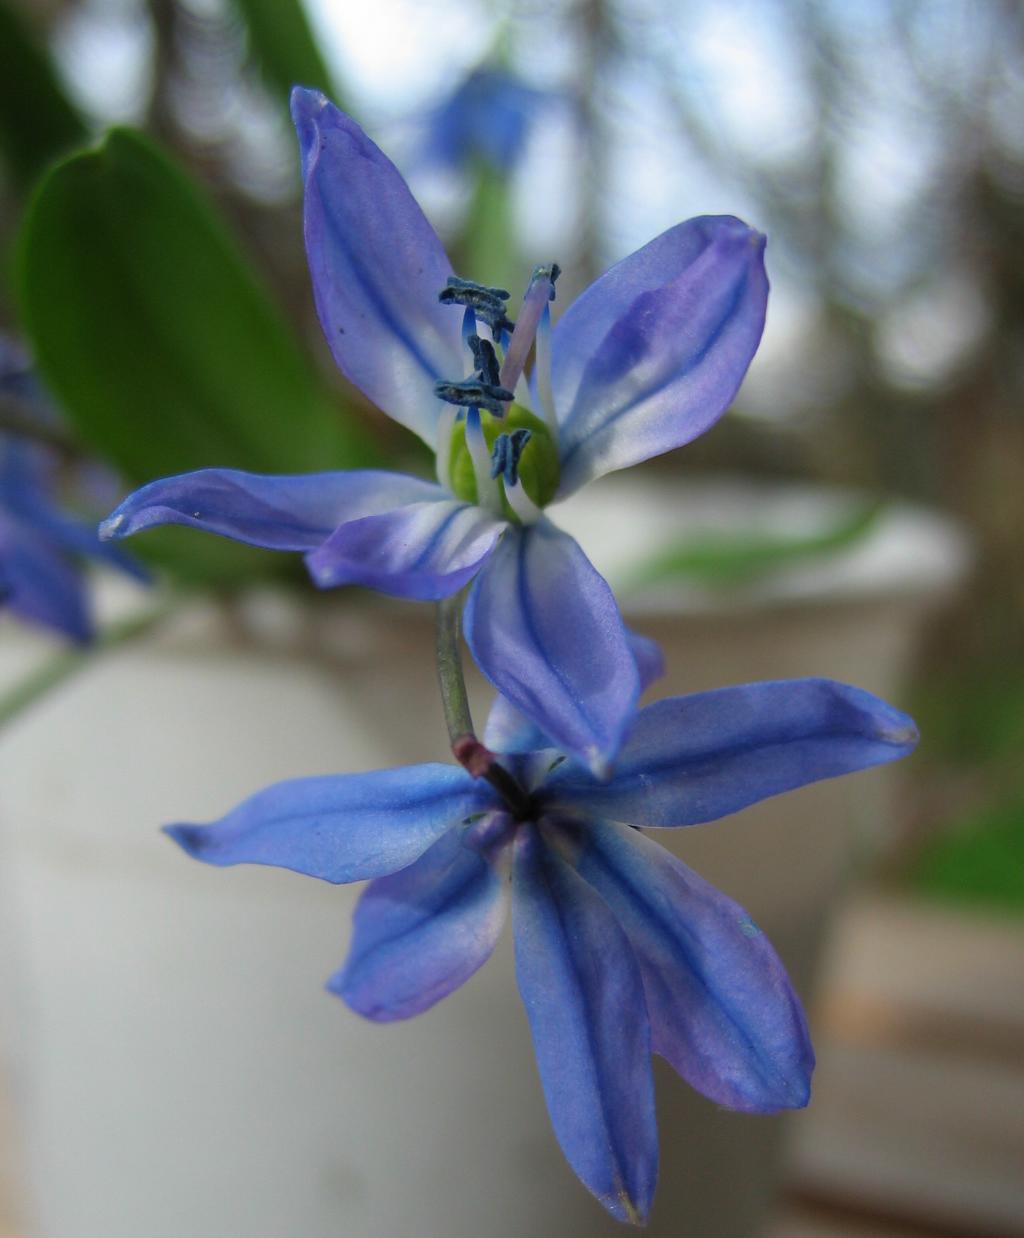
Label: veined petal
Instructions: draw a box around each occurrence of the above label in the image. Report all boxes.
[0,515,90,642]
[305,499,505,599]
[513,825,657,1225]
[483,626,664,755]
[464,521,639,773]
[545,679,919,826]
[551,217,768,496]
[292,89,463,445]
[330,821,510,1021]
[99,467,443,550]
[164,765,494,884]
[571,818,813,1112]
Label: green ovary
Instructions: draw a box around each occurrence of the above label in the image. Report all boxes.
[447,403,560,518]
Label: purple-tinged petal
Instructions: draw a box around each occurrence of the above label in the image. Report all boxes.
[624,627,665,695]
[16,499,148,582]
[100,467,444,550]
[305,499,505,599]
[513,825,657,1225]
[551,216,768,496]
[483,626,664,755]
[464,520,639,773]
[330,820,510,1021]
[569,818,813,1112]
[545,679,919,826]
[292,89,463,445]
[0,514,90,642]
[164,765,496,884]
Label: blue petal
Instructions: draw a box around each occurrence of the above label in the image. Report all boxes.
[304,499,505,599]
[164,765,495,883]
[513,825,658,1224]
[551,217,768,496]
[330,820,510,1021]
[100,468,444,550]
[545,679,919,826]
[19,499,148,582]
[483,626,664,755]
[464,520,639,773]
[1,438,147,582]
[420,67,547,174]
[0,514,91,642]
[571,817,813,1112]
[291,89,463,446]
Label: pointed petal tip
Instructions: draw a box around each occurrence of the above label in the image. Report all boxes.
[289,85,328,128]
[163,822,201,856]
[97,513,123,541]
[843,685,919,754]
[323,970,392,1021]
[303,550,337,589]
[605,1186,650,1227]
[323,971,408,1024]
[881,715,920,750]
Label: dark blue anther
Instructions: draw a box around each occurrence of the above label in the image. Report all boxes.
[439,276,515,334]
[444,275,511,302]
[489,428,532,486]
[468,334,501,386]
[435,378,515,416]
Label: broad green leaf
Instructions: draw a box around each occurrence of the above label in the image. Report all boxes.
[627,501,883,590]
[17,126,377,487]
[232,0,338,104]
[0,0,86,193]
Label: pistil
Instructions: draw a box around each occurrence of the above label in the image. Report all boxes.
[498,264,560,395]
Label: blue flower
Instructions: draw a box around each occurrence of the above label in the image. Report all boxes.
[420,65,550,174]
[100,89,769,772]
[163,675,917,1224]
[0,340,145,642]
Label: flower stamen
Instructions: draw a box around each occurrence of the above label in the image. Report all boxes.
[468,334,501,387]
[439,276,515,334]
[464,407,502,514]
[489,429,532,486]
[433,378,515,415]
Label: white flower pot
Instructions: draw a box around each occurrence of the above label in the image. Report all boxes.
[0,477,968,1238]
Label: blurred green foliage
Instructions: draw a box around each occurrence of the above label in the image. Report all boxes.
[18,127,375,482]
[911,798,1024,914]
[232,0,338,107]
[628,502,882,589]
[16,125,381,582]
[0,1,85,196]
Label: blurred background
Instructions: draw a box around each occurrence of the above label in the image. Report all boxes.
[0,1,1021,1236]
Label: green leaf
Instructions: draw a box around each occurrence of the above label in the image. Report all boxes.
[627,500,883,590]
[232,0,338,104]
[0,0,86,193]
[17,126,377,486]
[910,798,1024,914]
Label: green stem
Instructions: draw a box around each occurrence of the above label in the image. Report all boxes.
[435,593,530,816]
[0,594,182,730]
[435,590,475,747]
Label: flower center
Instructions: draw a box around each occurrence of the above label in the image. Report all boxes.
[433,268,562,521]
[446,402,560,516]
